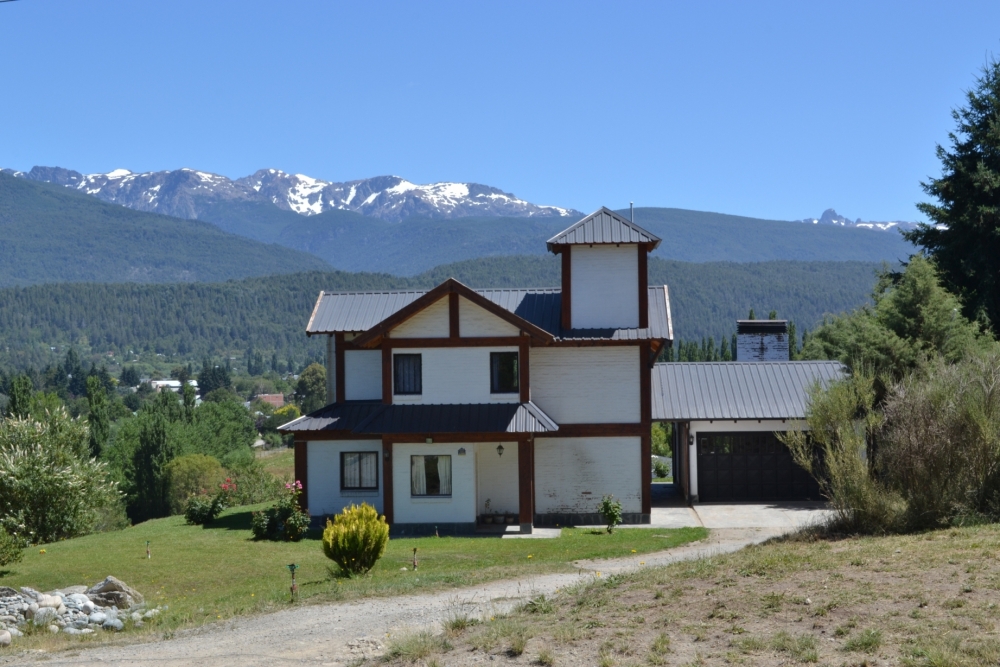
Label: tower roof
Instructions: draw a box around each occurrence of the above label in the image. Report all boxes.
[546,207,661,252]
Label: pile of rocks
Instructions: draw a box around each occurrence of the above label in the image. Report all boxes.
[0,576,161,647]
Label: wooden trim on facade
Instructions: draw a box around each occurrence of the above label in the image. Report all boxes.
[335,332,346,404]
[381,438,394,523]
[382,346,392,404]
[519,337,530,403]
[518,438,534,525]
[361,432,534,444]
[294,439,308,510]
[385,336,525,348]
[639,341,652,514]
[449,292,460,338]
[352,278,554,348]
[638,244,649,329]
[560,247,572,330]
[285,432,382,441]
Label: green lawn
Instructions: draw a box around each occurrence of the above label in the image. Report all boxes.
[0,504,706,644]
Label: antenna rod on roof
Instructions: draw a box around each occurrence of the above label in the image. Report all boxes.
[630,201,634,223]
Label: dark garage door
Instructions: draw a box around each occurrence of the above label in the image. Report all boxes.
[697,431,821,502]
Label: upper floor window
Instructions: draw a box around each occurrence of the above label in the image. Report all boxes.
[394,353,422,395]
[490,352,519,394]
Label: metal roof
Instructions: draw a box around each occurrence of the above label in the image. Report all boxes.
[280,401,559,435]
[306,285,672,341]
[277,401,384,433]
[652,361,846,421]
[546,207,661,251]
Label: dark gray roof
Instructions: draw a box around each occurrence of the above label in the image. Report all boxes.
[280,401,558,435]
[546,207,661,251]
[277,401,384,433]
[652,361,846,421]
[306,285,672,341]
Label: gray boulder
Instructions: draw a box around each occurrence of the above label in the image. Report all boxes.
[32,607,57,626]
[0,629,10,646]
[102,618,124,632]
[0,587,18,598]
[88,611,107,625]
[86,576,143,608]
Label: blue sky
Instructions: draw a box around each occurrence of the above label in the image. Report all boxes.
[2,1,999,222]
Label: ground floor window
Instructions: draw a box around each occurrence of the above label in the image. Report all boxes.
[411,454,452,496]
[341,451,379,490]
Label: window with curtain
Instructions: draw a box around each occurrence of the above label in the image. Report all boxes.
[490,351,519,393]
[394,354,422,395]
[340,452,379,490]
[410,455,452,496]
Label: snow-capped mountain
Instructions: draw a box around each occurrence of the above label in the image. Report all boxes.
[9,166,580,223]
[794,208,919,232]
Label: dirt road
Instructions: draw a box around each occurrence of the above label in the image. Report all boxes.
[4,527,784,666]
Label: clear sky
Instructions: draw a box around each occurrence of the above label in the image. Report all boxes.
[2,1,999,222]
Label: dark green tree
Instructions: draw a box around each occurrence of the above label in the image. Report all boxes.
[768,310,778,320]
[120,366,141,387]
[904,59,1000,329]
[7,375,33,418]
[86,375,109,457]
[198,359,231,396]
[788,321,798,359]
[130,410,173,522]
[748,308,756,320]
[296,363,327,414]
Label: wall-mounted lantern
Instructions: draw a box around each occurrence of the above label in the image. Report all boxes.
[457,447,466,455]
[496,444,505,458]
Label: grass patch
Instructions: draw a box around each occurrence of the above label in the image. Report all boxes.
[438,524,1000,665]
[0,504,704,648]
[256,447,294,479]
[384,630,450,662]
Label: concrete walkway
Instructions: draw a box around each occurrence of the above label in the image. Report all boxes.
[649,501,833,530]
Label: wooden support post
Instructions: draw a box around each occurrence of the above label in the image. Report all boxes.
[294,439,309,511]
[325,335,336,405]
[382,345,392,404]
[640,342,652,517]
[519,337,530,403]
[335,333,346,404]
[518,438,534,533]
[638,245,649,329]
[382,438,394,524]
[560,247,572,331]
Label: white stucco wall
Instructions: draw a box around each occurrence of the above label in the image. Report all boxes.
[459,297,520,337]
[570,245,639,329]
[686,419,807,500]
[306,440,383,516]
[475,441,519,516]
[393,297,449,338]
[344,349,382,400]
[530,346,640,423]
[392,347,519,404]
[392,442,476,524]
[534,437,642,514]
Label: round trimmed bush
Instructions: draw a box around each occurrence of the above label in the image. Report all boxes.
[322,503,389,576]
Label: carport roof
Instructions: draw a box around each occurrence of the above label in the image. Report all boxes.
[652,361,846,421]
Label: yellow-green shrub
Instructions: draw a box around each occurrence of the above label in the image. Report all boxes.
[164,453,224,515]
[322,503,389,575]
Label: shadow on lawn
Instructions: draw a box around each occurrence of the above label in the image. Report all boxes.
[201,510,323,541]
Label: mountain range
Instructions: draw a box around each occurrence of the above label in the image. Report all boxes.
[6,166,579,223]
[793,208,919,232]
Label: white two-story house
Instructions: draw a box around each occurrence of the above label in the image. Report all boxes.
[280,207,672,534]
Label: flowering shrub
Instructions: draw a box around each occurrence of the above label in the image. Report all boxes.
[322,503,389,576]
[184,478,237,525]
[165,454,225,515]
[250,480,310,541]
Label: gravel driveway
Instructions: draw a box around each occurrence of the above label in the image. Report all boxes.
[1,526,789,667]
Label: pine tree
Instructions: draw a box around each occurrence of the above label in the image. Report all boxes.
[731,333,738,361]
[86,375,109,457]
[720,336,731,361]
[8,375,33,418]
[788,321,798,359]
[768,310,778,320]
[748,308,756,320]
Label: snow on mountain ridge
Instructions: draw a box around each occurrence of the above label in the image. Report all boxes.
[11,166,579,223]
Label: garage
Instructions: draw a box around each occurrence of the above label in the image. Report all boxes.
[695,430,820,502]
[652,360,845,504]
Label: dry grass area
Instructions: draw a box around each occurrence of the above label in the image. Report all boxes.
[378,524,1000,667]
